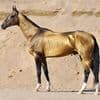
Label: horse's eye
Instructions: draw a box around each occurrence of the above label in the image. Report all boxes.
[11,15,15,18]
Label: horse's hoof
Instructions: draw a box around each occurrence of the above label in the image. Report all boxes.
[46,88,51,92]
[94,92,99,95]
[34,87,40,92]
[35,89,40,92]
[35,84,41,92]
[77,91,83,94]
[46,82,51,92]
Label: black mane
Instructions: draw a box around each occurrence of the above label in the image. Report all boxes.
[21,13,54,32]
[22,14,40,28]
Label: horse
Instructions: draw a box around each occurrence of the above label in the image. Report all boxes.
[1,6,99,95]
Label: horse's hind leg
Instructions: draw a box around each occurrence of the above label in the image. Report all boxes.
[91,44,99,95]
[42,57,51,91]
[78,69,90,94]
[78,60,90,94]
[91,64,99,95]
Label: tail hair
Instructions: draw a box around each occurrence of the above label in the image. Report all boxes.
[92,36,99,68]
[92,35,99,86]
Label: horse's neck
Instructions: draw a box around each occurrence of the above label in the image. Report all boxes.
[19,13,40,40]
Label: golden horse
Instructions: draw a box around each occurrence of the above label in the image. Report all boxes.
[1,6,99,95]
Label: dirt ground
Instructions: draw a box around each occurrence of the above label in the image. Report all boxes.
[0,0,100,99]
[0,88,100,100]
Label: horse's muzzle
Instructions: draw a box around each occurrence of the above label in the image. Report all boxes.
[1,24,6,29]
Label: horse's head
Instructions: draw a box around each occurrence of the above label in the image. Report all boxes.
[1,6,19,29]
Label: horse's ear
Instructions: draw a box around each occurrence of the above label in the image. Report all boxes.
[12,5,18,12]
[12,5,19,14]
[12,5,16,11]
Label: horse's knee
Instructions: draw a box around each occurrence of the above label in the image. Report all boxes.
[37,69,41,83]
[84,69,90,75]
[37,70,41,75]
[84,69,90,77]
[42,66,50,82]
[43,67,48,74]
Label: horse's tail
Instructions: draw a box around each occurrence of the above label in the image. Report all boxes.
[92,35,99,85]
[93,36,99,68]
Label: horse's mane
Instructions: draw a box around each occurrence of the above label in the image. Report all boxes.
[21,13,40,28]
[21,13,53,32]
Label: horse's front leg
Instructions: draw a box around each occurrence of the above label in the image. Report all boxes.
[42,57,51,92]
[34,54,42,91]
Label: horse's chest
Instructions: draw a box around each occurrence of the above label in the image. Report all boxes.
[28,37,43,55]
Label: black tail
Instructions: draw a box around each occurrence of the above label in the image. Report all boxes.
[93,36,99,70]
[91,35,99,84]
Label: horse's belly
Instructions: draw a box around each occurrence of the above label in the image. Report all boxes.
[44,35,74,57]
[44,45,73,57]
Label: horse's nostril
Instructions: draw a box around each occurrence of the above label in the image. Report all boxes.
[1,24,6,29]
[1,24,4,29]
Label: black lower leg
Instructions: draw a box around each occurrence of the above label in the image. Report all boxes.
[84,69,90,83]
[35,55,42,84]
[94,73,99,84]
[42,58,50,82]
[91,66,99,84]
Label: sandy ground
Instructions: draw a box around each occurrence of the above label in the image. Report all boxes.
[0,0,100,99]
[0,88,100,100]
